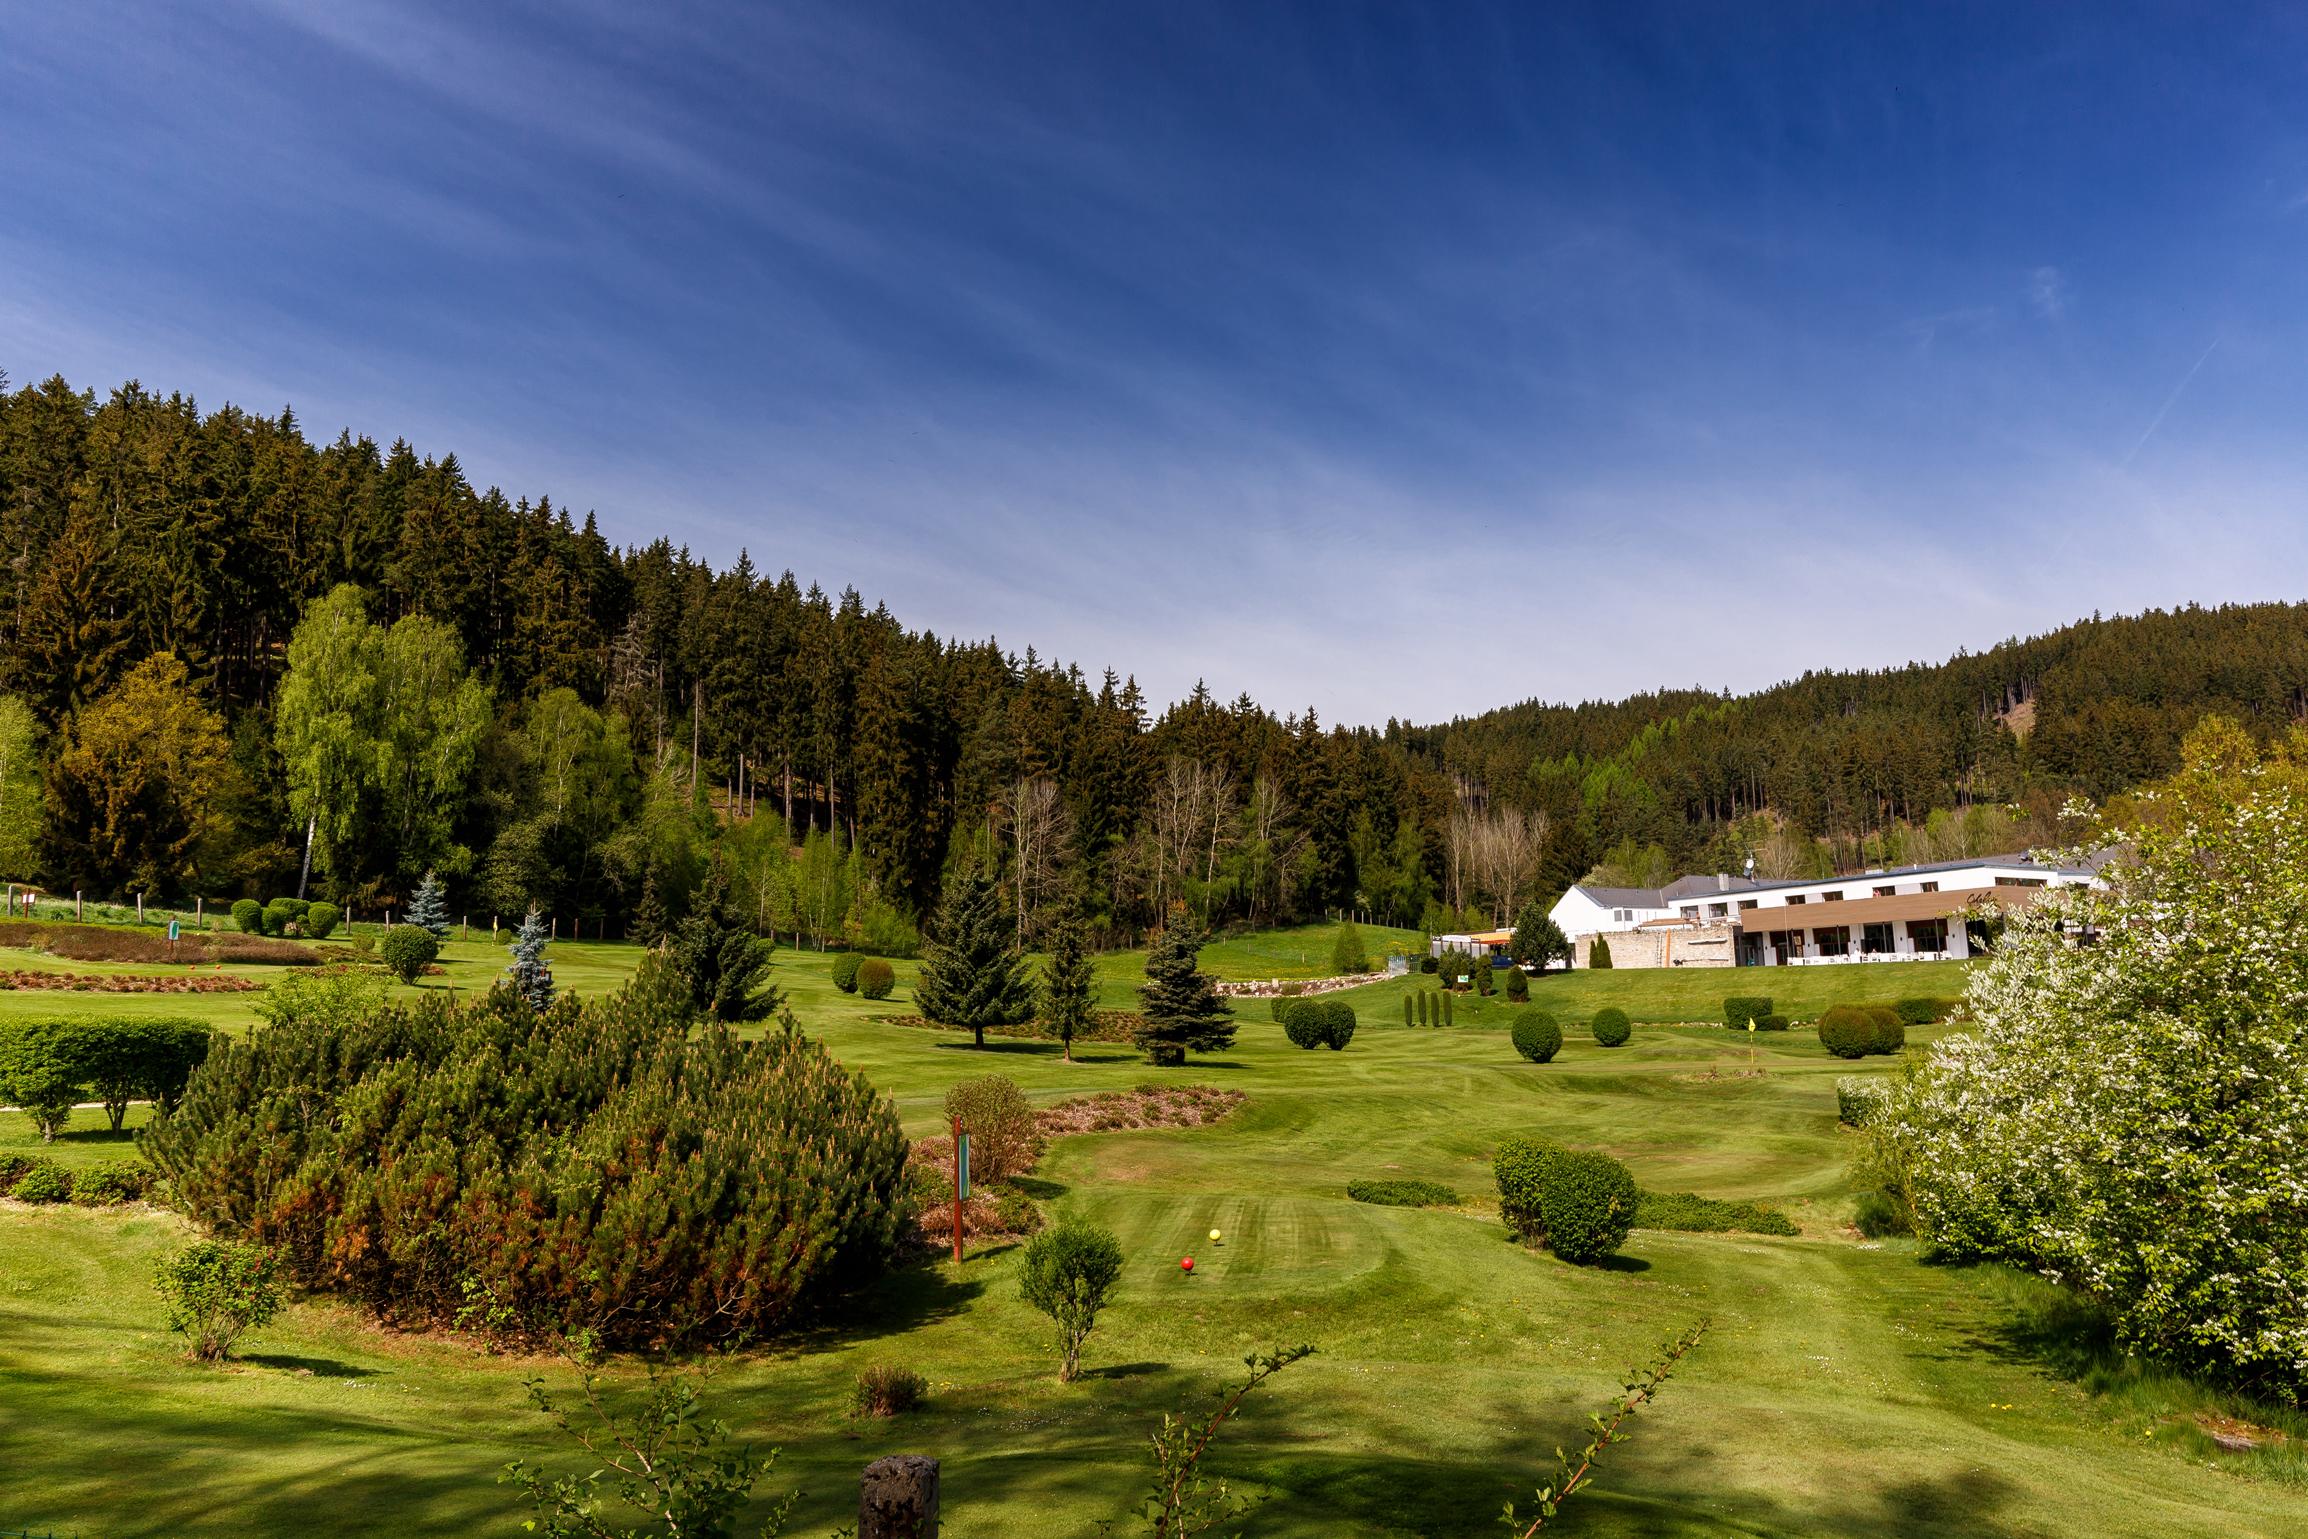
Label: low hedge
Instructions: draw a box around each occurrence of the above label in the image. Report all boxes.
[1511,1011,1562,1063]
[9,1159,73,1203]
[1755,1013,1789,1031]
[1894,996,1959,1026]
[855,958,895,1000]
[1282,998,1356,1050]
[1635,1189,1798,1236]
[1346,1178,1458,1208]
[1723,995,1773,1029]
[830,952,864,993]
[1589,1006,1631,1047]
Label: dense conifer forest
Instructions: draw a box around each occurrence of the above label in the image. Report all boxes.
[5,369,2306,942]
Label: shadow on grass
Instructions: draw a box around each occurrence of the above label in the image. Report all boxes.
[1086,1361,1166,1380]
[784,1257,988,1353]
[240,1352,379,1379]
[1009,1176,1068,1200]
[45,1124,139,1149]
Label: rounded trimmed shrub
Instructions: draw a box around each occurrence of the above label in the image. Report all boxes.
[1420,954,1438,974]
[303,902,342,940]
[1537,1149,1638,1264]
[1756,1012,1790,1031]
[1492,1135,1561,1238]
[230,899,264,936]
[1590,1006,1632,1047]
[261,900,297,937]
[856,958,895,1000]
[1282,998,1355,1050]
[377,924,439,985]
[1816,1004,1875,1058]
[1511,1011,1562,1063]
[830,952,864,993]
[1723,995,1773,1029]
[1504,965,1529,1002]
[1865,1006,1906,1055]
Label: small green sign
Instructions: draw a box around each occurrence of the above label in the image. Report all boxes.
[957,1132,970,1200]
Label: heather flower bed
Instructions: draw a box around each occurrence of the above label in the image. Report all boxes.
[874,1008,1145,1043]
[0,920,319,967]
[1034,1084,1243,1135]
[0,969,261,994]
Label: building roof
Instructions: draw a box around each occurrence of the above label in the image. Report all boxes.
[1566,885,1672,910]
[1734,884,2052,930]
[1663,852,2094,906]
[1659,873,1766,902]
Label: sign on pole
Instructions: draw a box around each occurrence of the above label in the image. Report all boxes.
[167,919,181,943]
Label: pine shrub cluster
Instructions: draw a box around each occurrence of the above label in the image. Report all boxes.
[141,957,909,1350]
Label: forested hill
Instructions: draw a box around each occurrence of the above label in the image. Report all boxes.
[1,369,2302,942]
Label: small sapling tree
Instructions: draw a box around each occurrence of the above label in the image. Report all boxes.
[1018,1217,1126,1381]
[1330,919,1369,975]
[507,905,555,1011]
[405,871,452,940]
[1127,1344,1315,1537]
[379,923,439,985]
[153,1240,287,1362]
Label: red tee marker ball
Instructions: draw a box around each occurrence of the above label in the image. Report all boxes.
[1180,1256,1195,1272]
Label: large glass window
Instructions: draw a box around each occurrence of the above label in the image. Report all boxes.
[1815,925,1850,956]
[1862,922,1894,955]
[1907,918,1947,953]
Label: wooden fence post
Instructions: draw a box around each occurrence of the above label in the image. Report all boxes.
[859,1455,939,1539]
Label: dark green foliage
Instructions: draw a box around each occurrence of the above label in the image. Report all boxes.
[262,899,297,937]
[153,1239,287,1361]
[1854,1189,1915,1238]
[1507,901,1572,970]
[1492,1135,1561,1239]
[1511,1011,1562,1063]
[1414,991,1429,1027]
[1442,990,1453,1027]
[1419,953,1438,974]
[831,952,864,993]
[1281,998,1355,1050]
[143,956,910,1350]
[1589,1006,1632,1047]
[628,871,669,947]
[378,923,438,984]
[1346,1178,1458,1208]
[855,958,894,999]
[507,905,555,1011]
[10,1158,73,1202]
[1039,902,1097,1060]
[915,870,1035,1049]
[1134,924,1235,1065]
[1435,946,1477,986]
[1330,920,1369,974]
[1865,1005,1906,1054]
[1894,996,1956,1026]
[303,901,341,939]
[1589,935,1614,969]
[1756,1012,1790,1031]
[0,1019,87,1140]
[1537,1150,1638,1264]
[1472,957,1495,995]
[1402,994,1414,1027]
[48,1016,211,1130]
[1816,1004,1877,1058]
[1723,995,1774,1029]
[1505,965,1529,1001]
[405,871,451,939]
[1635,1189,1798,1236]
[231,898,264,936]
[72,1162,156,1205]
[1017,1217,1126,1380]
[669,861,780,1022]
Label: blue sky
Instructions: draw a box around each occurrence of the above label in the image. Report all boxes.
[6,2,2307,723]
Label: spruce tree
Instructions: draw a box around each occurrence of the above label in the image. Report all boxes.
[406,871,451,940]
[915,869,1035,1048]
[1330,919,1369,974]
[630,869,669,948]
[1134,924,1235,1066]
[670,859,780,1022]
[1040,901,1097,1062]
[507,905,555,1012]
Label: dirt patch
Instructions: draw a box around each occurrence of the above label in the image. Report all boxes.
[2194,1412,2291,1452]
[1035,1085,1244,1136]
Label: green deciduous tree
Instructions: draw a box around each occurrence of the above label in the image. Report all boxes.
[1016,1217,1125,1381]
[914,869,1034,1049]
[153,1240,286,1362]
[44,652,232,894]
[0,694,44,877]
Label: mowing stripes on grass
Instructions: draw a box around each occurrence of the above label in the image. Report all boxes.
[1635,1189,1799,1236]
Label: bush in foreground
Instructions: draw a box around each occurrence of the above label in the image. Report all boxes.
[1838,1076,1889,1127]
[1539,1151,1639,1264]
[1282,998,1355,1050]
[143,957,909,1350]
[302,901,341,939]
[855,958,895,1000]
[231,898,264,936]
[154,1239,286,1361]
[1017,1217,1125,1381]
[1511,1011,1562,1063]
[10,1159,73,1203]
[1493,1135,1560,1240]
[1590,1006,1631,1047]
[378,924,439,984]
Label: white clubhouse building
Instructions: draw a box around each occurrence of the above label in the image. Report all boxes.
[1545,854,2099,968]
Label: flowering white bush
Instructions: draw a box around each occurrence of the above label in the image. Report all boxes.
[1882,721,2308,1400]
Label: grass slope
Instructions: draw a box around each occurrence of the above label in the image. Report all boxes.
[3,941,2302,1536]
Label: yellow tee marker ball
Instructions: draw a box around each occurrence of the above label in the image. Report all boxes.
[1209,1228,1223,1243]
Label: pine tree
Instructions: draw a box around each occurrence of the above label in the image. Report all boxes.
[669,859,780,1022]
[406,870,451,940]
[1040,901,1097,1062]
[507,905,555,1012]
[915,869,1035,1048]
[1330,919,1368,974]
[1134,924,1235,1066]
[630,869,669,947]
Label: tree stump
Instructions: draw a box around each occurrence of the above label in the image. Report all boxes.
[860,1454,939,1539]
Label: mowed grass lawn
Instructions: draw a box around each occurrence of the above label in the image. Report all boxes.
[3,937,2304,1536]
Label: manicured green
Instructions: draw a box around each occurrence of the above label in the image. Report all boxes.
[0,933,2302,1535]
